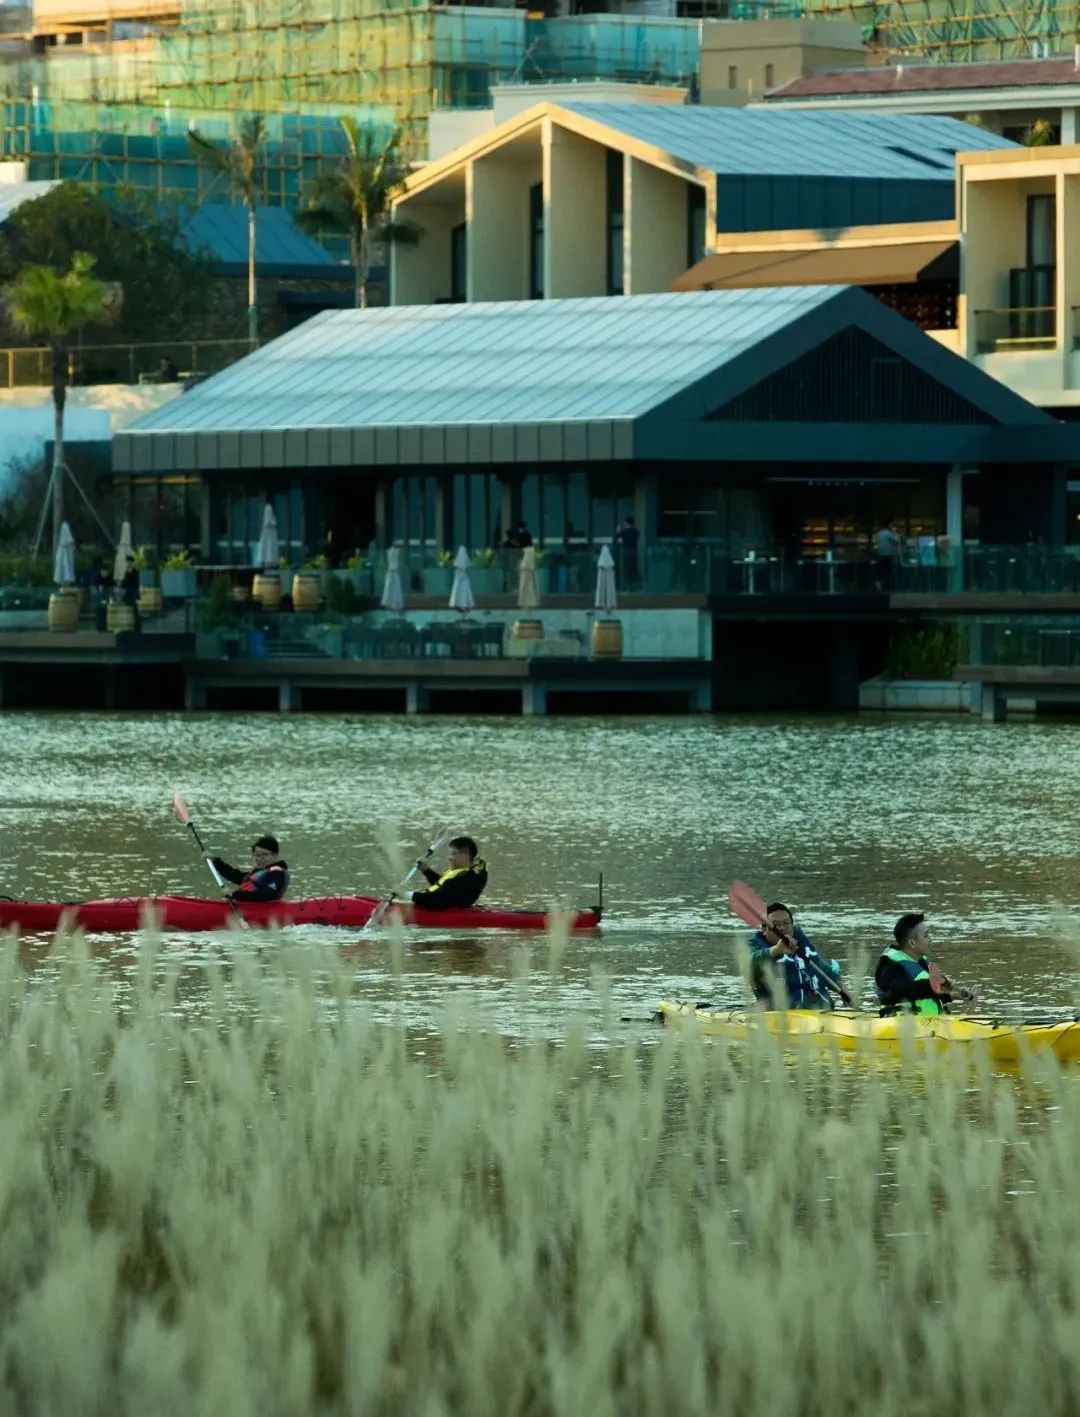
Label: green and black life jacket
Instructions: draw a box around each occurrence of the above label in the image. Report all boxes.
[874,947,943,1016]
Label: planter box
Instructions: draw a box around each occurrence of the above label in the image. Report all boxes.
[422,568,454,596]
[470,568,504,596]
[859,676,972,714]
[138,570,158,588]
[160,568,197,598]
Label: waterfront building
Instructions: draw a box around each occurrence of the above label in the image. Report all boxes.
[389,102,1012,305]
[111,285,1071,568]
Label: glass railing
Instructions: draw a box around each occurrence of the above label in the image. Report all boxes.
[958,617,1080,668]
[0,338,252,389]
[973,306,1056,353]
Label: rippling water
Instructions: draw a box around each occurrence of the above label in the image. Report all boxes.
[2,710,1079,1034]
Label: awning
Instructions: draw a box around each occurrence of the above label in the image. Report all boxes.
[673,240,958,292]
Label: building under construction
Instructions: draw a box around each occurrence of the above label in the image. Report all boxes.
[0,0,705,205]
[0,0,1076,214]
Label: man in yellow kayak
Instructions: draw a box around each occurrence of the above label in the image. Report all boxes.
[749,902,848,1010]
[875,913,979,1014]
[411,836,488,912]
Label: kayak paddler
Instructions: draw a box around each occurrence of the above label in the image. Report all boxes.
[875,913,979,1015]
[411,835,488,912]
[210,834,290,903]
[748,901,847,1010]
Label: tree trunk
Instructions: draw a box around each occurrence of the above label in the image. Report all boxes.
[247,201,259,347]
[51,340,66,556]
[351,231,362,309]
[358,225,369,311]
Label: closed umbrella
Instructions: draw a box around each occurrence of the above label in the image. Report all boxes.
[53,521,75,586]
[255,503,280,569]
[113,519,133,582]
[449,545,475,613]
[517,545,541,610]
[594,543,617,612]
[380,545,405,613]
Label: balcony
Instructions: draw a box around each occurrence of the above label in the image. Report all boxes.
[973,305,1056,354]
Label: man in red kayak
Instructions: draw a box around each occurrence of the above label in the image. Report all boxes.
[411,836,488,911]
[210,835,290,902]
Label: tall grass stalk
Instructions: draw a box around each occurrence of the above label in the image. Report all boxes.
[1,929,1079,1413]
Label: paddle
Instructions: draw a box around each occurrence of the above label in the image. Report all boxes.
[365,826,452,932]
[171,791,247,928]
[729,880,855,1009]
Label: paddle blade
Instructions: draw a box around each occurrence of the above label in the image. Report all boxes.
[729,880,768,930]
[172,791,191,826]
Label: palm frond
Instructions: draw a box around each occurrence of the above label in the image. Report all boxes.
[377,217,423,247]
[5,251,117,340]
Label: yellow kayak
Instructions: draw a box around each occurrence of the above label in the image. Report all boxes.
[657,1001,1080,1063]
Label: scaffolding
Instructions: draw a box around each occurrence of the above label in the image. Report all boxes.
[0,0,702,201]
[799,0,1080,62]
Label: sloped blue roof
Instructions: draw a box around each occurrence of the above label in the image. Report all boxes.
[180,203,352,280]
[558,104,1017,179]
[120,287,840,433]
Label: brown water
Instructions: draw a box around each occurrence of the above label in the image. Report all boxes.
[2,710,1079,1035]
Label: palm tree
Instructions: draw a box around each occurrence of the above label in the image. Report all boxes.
[5,253,119,553]
[299,120,421,309]
[188,114,267,346]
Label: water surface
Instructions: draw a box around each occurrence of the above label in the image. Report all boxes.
[3,710,1078,1033]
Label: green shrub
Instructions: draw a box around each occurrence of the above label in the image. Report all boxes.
[885,623,960,679]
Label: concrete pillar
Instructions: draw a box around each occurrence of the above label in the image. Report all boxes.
[544,120,606,298]
[374,483,389,547]
[390,200,463,305]
[278,679,294,713]
[468,157,533,302]
[1062,106,1077,144]
[184,676,207,711]
[625,157,689,294]
[406,682,429,715]
[522,681,547,716]
[980,683,1006,722]
[947,465,967,591]
[102,667,118,710]
[691,679,712,712]
[1061,171,1080,362]
[199,479,212,559]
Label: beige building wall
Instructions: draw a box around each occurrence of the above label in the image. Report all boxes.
[625,157,688,295]
[391,200,463,306]
[700,18,869,105]
[544,120,606,299]
[468,155,536,302]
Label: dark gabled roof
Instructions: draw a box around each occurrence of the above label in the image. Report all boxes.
[112,286,1065,476]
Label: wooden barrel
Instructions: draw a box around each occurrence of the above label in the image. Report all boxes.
[291,570,323,612]
[591,618,623,659]
[512,619,544,643]
[48,588,79,632]
[252,572,282,611]
[107,602,136,633]
[138,585,163,614]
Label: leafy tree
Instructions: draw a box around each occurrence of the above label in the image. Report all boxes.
[0,183,213,345]
[188,114,267,345]
[299,121,420,309]
[1023,118,1056,147]
[4,254,120,551]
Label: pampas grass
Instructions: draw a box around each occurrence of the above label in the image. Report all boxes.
[0,927,1078,1414]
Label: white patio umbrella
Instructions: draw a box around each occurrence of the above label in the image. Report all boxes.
[380,545,405,613]
[594,543,617,613]
[53,521,76,586]
[449,545,475,613]
[255,503,280,569]
[113,519,133,582]
[517,545,541,610]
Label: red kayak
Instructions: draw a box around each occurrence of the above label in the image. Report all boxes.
[0,895,602,935]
